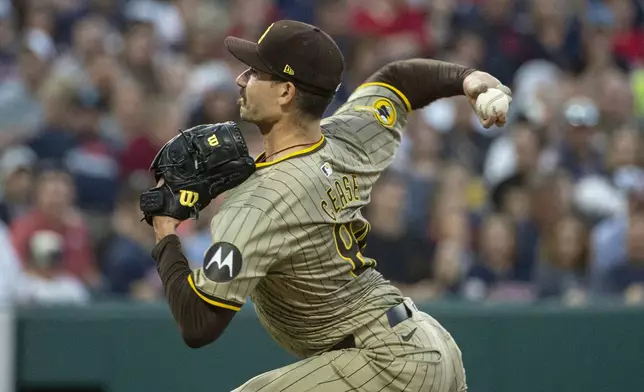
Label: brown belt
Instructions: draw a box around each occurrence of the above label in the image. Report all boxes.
[328,301,413,351]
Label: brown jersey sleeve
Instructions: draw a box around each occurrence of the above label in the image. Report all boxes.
[189,205,285,311]
[364,59,474,110]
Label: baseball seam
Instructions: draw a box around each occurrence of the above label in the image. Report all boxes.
[485,93,506,117]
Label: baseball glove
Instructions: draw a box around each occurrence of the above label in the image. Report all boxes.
[139,122,256,226]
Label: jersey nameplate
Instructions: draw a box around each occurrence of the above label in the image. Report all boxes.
[320,175,360,221]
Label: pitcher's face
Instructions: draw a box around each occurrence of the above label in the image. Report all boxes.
[235,68,283,126]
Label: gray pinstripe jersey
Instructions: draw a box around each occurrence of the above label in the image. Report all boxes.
[191,84,411,358]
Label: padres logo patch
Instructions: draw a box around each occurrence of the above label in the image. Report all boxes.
[373,98,396,127]
[203,242,243,283]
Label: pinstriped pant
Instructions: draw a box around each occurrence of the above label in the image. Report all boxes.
[232,299,467,392]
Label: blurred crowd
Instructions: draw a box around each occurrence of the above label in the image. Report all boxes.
[0,0,643,307]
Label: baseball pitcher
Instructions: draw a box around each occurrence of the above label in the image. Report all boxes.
[141,20,510,392]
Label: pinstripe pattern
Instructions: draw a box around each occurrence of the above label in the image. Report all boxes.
[232,301,467,392]
[189,85,466,390]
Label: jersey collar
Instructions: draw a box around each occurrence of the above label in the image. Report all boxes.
[255,136,326,169]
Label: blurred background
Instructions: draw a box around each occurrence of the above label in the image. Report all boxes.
[0,0,643,391]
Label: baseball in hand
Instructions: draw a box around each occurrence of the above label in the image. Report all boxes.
[476,88,511,120]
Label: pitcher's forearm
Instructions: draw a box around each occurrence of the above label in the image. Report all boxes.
[365,59,475,110]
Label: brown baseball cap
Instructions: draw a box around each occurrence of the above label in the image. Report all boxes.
[224,20,344,97]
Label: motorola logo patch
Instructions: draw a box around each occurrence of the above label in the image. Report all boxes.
[203,242,243,283]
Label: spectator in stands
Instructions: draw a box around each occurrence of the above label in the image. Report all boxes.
[591,169,644,293]
[19,228,90,304]
[461,213,533,302]
[120,19,164,95]
[10,167,99,289]
[50,14,109,86]
[535,214,590,302]
[441,96,495,177]
[609,0,644,66]
[604,213,644,304]
[52,0,125,47]
[188,83,240,128]
[1,212,88,306]
[428,163,477,236]
[488,123,546,225]
[572,127,642,220]
[527,0,582,73]
[0,0,16,82]
[64,86,119,212]
[20,0,55,37]
[146,97,188,150]
[27,75,76,161]
[350,0,428,55]
[490,173,539,280]
[594,70,636,132]
[124,0,186,50]
[0,146,36,225]
[556,97,605,181]
[430,204,472,297]
[100,187,158,298]
[227,0,280,41]
[490,124,543,221]
[109,80,155,181]
[510,59,567,128]
[53,85,120,249]
[578,2,631,94]
[484,119,546,189]
[607,127,642,172]
[530,169,574,243]
[314,0,351,46]
[457,0,535,85]
[0,35,53,145]
[182,1,235,109]
[335,35,375,90]
[402,114,443,234]
[86,52,123,129]
[365,172,432,291]
[102,78,143,150]
[427,164,476,296]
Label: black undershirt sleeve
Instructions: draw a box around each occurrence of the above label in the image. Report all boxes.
[151,234,233,348]
[365,59,476,110]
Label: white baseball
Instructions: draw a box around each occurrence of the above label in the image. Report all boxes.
[476,88,511,120]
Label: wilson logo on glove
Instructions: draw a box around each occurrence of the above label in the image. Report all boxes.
[207,134,219,147]
[179,190,199,207]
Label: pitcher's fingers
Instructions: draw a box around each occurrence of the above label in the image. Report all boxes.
[482,115,496,128]
[495,113,507,127]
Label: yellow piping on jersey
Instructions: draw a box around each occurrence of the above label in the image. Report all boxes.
[356,82,412,112]
[187,275,241,311]
[255,136,326,169]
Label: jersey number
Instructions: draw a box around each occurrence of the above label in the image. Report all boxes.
[333,223,375,277]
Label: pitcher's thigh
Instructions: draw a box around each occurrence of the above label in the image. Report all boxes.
[414,314,468,392]
[231,350,357,392]
[233,349,433,392]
